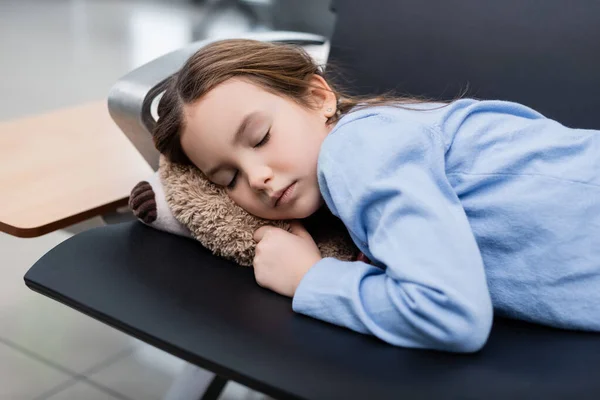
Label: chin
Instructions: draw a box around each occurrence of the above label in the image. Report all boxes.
[291,196,323,219]
[249,193,324,221]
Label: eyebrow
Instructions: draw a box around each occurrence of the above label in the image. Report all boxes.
[205,112,257,178]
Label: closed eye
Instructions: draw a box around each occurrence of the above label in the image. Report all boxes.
[254,130,271,148]
[227,171,238,190]
[227,130,271,190]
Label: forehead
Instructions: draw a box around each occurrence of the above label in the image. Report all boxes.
[184,78,271,124]
[180,78,274,172]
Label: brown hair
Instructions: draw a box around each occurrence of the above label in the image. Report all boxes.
[153,39,445,166]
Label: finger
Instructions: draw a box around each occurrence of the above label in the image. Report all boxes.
[289,220,312,239]
[253,225,275,242]
[252,259,268,288]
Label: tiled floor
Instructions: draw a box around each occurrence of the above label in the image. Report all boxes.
[0,0,333,398]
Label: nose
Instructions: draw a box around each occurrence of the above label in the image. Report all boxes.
[247,165,273,192]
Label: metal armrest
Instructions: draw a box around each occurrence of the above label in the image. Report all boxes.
[107,31,328,170]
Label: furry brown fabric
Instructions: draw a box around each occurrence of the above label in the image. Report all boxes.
[159,156,359,266]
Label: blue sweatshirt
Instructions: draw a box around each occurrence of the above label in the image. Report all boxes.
[292,99,600,353]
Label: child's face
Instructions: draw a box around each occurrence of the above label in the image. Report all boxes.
[180,76,337,220]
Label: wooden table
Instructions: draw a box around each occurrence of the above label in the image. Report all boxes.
[0,102,153,237]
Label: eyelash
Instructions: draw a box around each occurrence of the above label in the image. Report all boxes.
[226,130,271,190]
[254,130,271,149]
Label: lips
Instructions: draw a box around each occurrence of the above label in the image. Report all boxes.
[274,182,296,207]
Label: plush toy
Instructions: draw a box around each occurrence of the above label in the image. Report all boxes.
[128,155,367,267]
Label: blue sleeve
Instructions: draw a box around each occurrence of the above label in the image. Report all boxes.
[292,111,493,353]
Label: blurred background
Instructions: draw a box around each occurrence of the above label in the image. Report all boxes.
[0,1,334,399]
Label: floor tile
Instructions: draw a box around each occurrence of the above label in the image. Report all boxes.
[0,291,137,374]
[87,342,188,400]
[0,216,104,309]
[45,381,122,400]
[0,342,72,400]
[88,340,273,400]
[0,217,138,374]
[0,229,72,310]
[220,381,273,400]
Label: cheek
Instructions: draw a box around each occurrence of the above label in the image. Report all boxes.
[228,187,250,205]
[227,188,275,219]
[274,120,324,169]
[228,186,263,212]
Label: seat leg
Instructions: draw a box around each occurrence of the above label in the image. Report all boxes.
[200,375,229,400]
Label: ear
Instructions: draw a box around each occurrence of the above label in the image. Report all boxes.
[307,74,338,119]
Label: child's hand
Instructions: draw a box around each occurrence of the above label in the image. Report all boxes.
[253,221,322,297]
